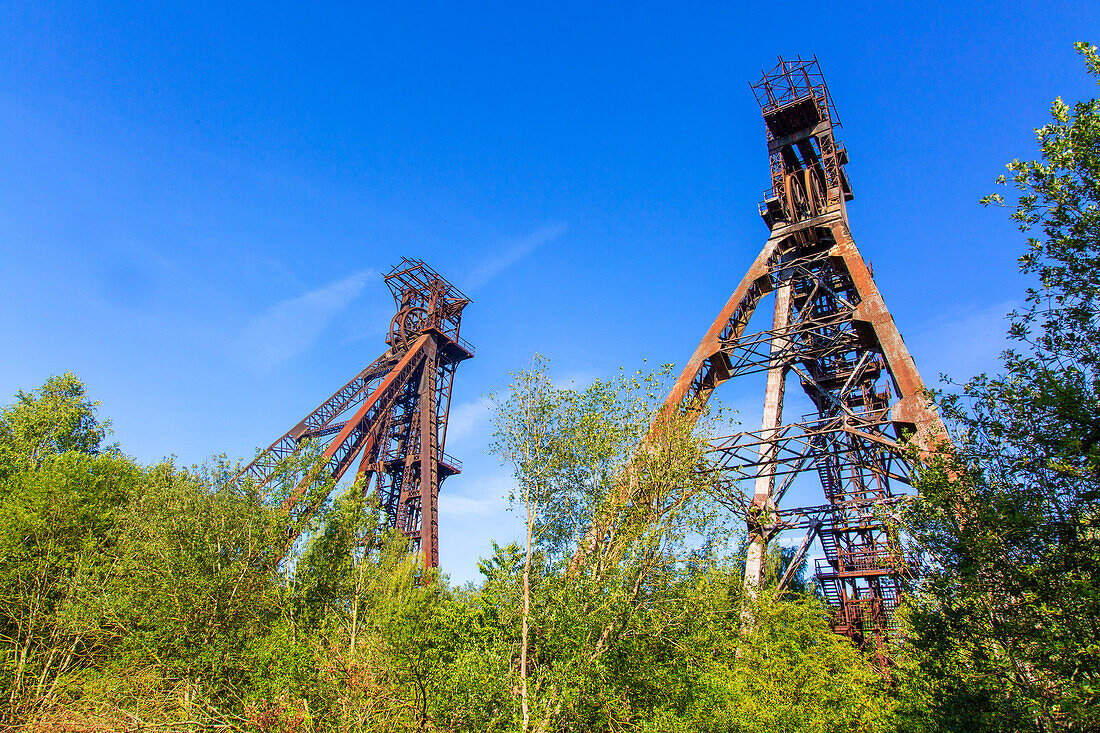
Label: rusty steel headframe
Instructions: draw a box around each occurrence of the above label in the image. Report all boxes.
[238,258,473,569]
[660,56,947,668]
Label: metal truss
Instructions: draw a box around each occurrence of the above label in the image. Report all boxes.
[237,258,472,568]
[661,57,948,669]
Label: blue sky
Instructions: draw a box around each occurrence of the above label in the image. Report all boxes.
[2,2,1097,583]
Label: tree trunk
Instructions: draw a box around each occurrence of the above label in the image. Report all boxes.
[521,494,533,733]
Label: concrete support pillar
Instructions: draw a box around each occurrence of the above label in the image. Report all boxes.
[742,283,792,624]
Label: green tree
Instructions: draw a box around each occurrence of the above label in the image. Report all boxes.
[101,459,288,709]
[487,358,890,732]
[0,373,111,475]
[899,42,1100,731]
[0,374,134,720]
[651,593,892,733]
[490,356,565,732]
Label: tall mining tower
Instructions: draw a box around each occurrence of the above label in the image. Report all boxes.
[660,57,947,665]
[239,259,472,568]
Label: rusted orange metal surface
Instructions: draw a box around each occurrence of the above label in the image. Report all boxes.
[661,56,948,666]
[238,258,472,568]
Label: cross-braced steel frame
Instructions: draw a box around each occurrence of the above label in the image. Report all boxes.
[238,258,472,568]
[662,56,946,666]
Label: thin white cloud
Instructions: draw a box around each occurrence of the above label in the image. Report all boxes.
[907,301,1017,386]
[439,474,514,517]
[439,493,500,517]
[466,222,568,290]
[445,397,492,445]
[241,270,373,369]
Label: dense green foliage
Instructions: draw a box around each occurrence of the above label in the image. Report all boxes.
[0,367,892,732]
[2,40,1098,733]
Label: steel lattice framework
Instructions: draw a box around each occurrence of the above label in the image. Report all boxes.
[661,57,947,664]
[239,258,472,568]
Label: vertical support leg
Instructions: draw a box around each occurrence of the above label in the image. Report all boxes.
[743,284,793,616]
[417,339,441,570]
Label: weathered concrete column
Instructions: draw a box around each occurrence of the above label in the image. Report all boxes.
[742,282,792,625]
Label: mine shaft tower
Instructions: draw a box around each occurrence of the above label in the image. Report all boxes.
[662,57,946,663]
[239,259,472,568]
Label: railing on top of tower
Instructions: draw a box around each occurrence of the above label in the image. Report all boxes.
[384,258,474,356]
[751,56,853,226]
[749,55,843,134]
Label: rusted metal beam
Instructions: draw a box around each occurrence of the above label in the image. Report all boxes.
[777,518,820,592]
[653,57,951,670]
[235,258,472,570]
